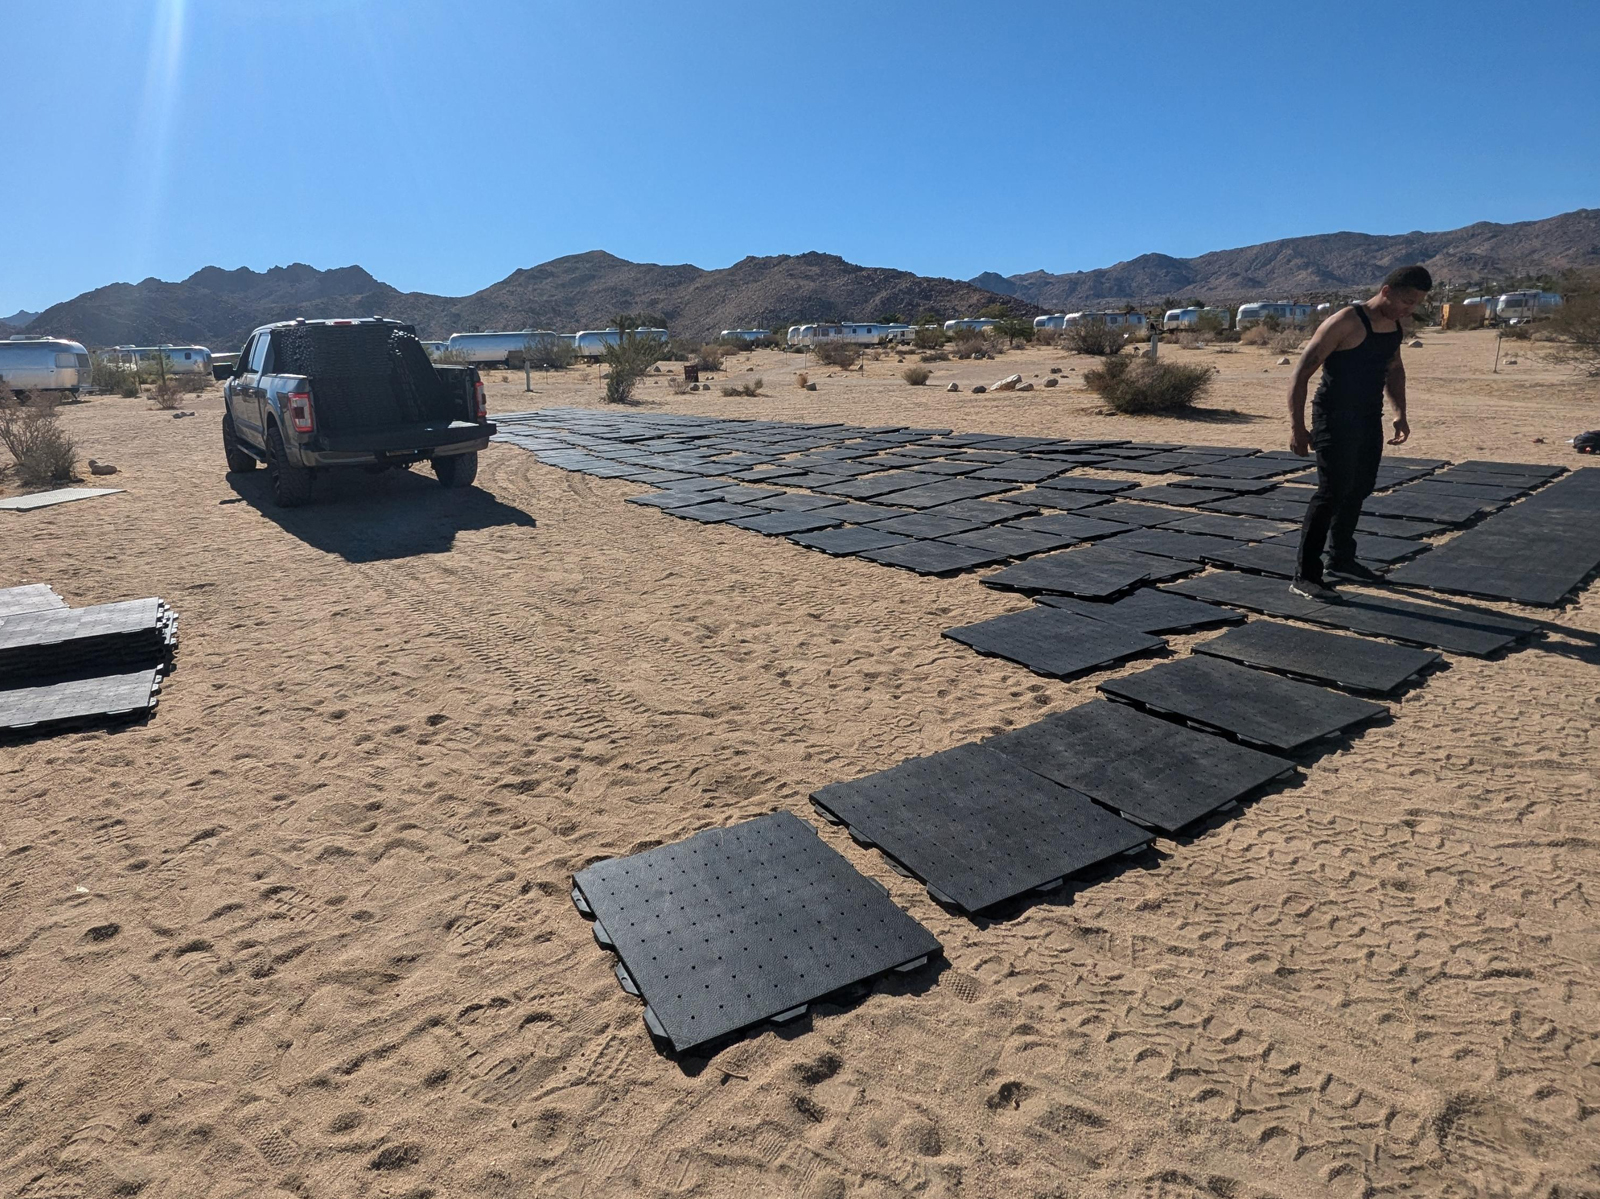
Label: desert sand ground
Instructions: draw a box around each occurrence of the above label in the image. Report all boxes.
[2,329,1598,1198]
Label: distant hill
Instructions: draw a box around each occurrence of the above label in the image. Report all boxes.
[976,209,1600,311]
[19,253,1034,350]
[1,309,39,327]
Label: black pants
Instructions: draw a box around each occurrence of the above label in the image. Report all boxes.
[1297,418,1383,579]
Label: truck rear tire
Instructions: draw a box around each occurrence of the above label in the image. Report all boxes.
[266,424,314,508]
[222,412,257,473]
[433,451,478,489]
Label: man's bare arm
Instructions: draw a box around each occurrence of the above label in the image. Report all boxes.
[1385,351,1410,444]
[1286,310,1355,455]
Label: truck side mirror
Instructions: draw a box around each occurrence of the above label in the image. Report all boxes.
[213,363,233,381]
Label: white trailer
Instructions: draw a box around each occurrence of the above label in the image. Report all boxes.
[111,344,214,375]
[0,336,92,394]
[421,341,450,355]
[1494,290,1562,323]
[943,318,997,334]
[1034,314,1067,330]
[573,328,668,358]
[1235,302,1314,329]
[718,329,770,343]
[1065,311,1147,329]
[788,323,883,347]
[1161,307,1231,331]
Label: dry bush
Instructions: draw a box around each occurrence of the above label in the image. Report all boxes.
[1174,331,1204,348]
[812,340,861,368]
[1064,322,1126,356]
[1034,326,1060,346]
[524,336,574,370]
[912,325,944,350]
[668,376,690,395]
[1084,355,1212,415]
[149,379,183,409]
[601,332,665,403]
[795,372,809,388]
[693,343,726,371]
[918,350,949,363]
[720,377,763,397]
[950,329,1002,359]
[901,365,932,386]
[1270,329,1305,355]
[90,355,141,397]
[1240,325,1273,345]
[1546,283,1600,372]
[0,390,79,486]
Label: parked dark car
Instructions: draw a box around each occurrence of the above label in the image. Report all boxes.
[218,317,494,507]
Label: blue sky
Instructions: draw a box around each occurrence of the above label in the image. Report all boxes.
[5,0,1597,316]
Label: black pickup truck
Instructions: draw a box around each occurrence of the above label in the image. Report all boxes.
[217,317,496,507]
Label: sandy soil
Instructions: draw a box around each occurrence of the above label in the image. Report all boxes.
[2,329,1598,1198]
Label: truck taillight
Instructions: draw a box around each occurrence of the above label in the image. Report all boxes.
[286,390,314,433]
[474,378,487,422]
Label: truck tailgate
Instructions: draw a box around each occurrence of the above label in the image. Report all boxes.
[316,420,495,454]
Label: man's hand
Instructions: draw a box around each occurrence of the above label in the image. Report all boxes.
[1388,415,1410,445]
[1290,425,1312,456]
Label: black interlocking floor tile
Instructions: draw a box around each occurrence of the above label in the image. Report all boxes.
[944,605,1165,679]
[921,498,1042,524]
[728,510,845,537]
[984,545,1196,598]
[866,512,983,539]
[940,525,1076,558]
[1193,620,1439,694]
[810,743,1151,913]
[1125,485,1238,507]
[0,668,162,732]
[0,584,66,618]
[1099,656,1388,753]
[1038,589,1246,634]
[888,478,1021,509]
[1162,513,1299,541]
[667,502,765,524]
[751,493,844,513]
[571,811,940,1053]
[859,540,1011,576]
[1011,489,1112,512]
[1031,477,1134,494]
[1090,501,1187,527]
[788,527,915,557]
[1006,513,1132,543]
[986,700,1293,832]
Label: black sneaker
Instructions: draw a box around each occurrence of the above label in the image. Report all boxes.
[1327,559,1385,584]
[1290,575,1341,603]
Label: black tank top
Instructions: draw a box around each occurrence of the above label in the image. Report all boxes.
[1312,304,1402,425]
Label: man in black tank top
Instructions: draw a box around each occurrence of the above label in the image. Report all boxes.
[1286,265,1432,602]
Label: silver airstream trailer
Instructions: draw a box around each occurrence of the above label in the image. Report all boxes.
[1034,314,1067,330]
[573,328,668,358]
[1162,307,1232,331]
[111,344,214,375]
[445,330,562,366]
[943,318,998,334]
[0,336,92,395]
[718,329,770,343]
[1235,302,1314,329]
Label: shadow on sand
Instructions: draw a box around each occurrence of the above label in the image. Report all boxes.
[226,466,536,562]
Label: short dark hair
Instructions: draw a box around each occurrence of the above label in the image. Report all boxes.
[1383,264,1433,293]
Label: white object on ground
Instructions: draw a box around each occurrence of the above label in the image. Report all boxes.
[0,487,124,511]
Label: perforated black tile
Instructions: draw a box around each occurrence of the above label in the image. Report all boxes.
[1090,501,1186,527]
[1355,515,1450,539]
[788,527,913,557]
[1096,528,1243,562]
[1260,531,1429,564]
[728,510,844,537]
[752,493,844,513]
[986,700,1293,832]
[867,513,984,539]
[571,811,940,1053]
[970,462,1070,483]
[1161,570,1535,656]
[944,605,1165,679]
[626,490,723,511]
[1038,589,1245,634]
[1098,656,1388,753]
[1162,514,1298,541]
[1125,485,1237,507]
[940,525,1076,558]
[0,668,162,732]
[810,743,1151,913]
[888,478,1021,509]
[1011,489,1113,512]
[1362,487,1500,525]
[1007,513,1132,543]
[1193,620,1439,693]
[921,499,1042,524]
[1197,493,1311,522]
[667,502,765,524]
[0,599,176,683]
[1177,457,1304,480]
[859,540,1011,576]
[813,472,941,500]
[985,545,1198,598]
[1032,477,1134,494]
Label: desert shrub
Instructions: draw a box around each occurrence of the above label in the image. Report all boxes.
[950,328,1001,359]
[795,372,809,388]
[1239,325,1273,346]
[1498,322,1534,341]
[668,376,690,395]
[1084,356,1212,415]
[0,390,79,486]
[720,377,763,397]
[693,343,725,372]
[1033,326,1060,347]
[600,332,665,403]
[912,325,944,350]
[1270,329,1305,355]
[812,340,861,368]
[992,316,1034,346]
[1064,322,1126,356]
[149,379,183,409]
[901,365,932,386]
[1546,278,1600,372]
[1174,331,1204,348]
[523,336,574,370]
[90,355,141,397]
[918,351,948,363]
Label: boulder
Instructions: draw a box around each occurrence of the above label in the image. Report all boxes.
[991,373,1022,391]
[1277,356,1291,365]
[946,382,960,392]
[971,384,988,394]
[1043,377,1058,388]
[87,459,118,475]
[804,382,818,391]
[1409,339,1424,347]
[1016,381,1034,391]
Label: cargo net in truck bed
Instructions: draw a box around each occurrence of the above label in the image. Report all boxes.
[276,325,457,434]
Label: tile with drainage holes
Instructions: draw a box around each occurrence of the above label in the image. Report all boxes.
[859,539,1011,576]
[666,502,765,524]
[728,510,845,537]
[0,667,163,733]
[1032,477,1134,495]
[1006,513,1131,543]
[1037,588,1246,635]
[1089,501,1188,528]
[810,743,1151,914]
[1097,655,1388,754]
[865,512,984,539]
[1192,620,1439,694]
[1125,484,1239,507]
[944,605,1166,680]
[0,584,67,618]
[940,525,1077,559]
[986,700,1295,832]
[1010,489,1113,513]
[751,493,844,513]
[1161,513,1298,541]
[570,811,940,1054]
[886,478,1021,509]
[788,526,914,557]
[921,498,1041,524]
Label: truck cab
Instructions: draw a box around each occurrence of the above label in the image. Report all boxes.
[220,317,494,507]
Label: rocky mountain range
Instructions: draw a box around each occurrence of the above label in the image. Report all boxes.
[13,209,1596,349]
[972,209,1600,312]
[16,254,1031,350]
